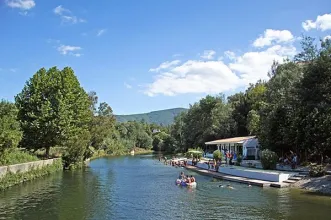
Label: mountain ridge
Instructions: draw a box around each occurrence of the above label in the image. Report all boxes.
[115,108,187,125]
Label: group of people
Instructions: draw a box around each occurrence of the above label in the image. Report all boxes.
[279,152,298,169]
[159,156,187,167]
[178,172,196,183]
[224,150,237,165]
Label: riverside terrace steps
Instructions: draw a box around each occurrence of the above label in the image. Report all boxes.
[184,165,289,188]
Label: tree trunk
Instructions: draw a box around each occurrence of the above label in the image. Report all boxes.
[46,146,50,159]
[321,154,324,165]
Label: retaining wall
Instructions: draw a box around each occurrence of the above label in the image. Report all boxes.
[0,159,61,179]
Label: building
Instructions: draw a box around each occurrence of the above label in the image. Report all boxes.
[204,136,260,160]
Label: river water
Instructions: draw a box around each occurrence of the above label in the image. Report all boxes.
[0,155,330,220]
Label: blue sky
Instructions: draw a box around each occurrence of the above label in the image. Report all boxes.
[1,0,331,114]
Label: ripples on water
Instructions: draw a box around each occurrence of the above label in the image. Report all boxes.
[1,155,331,220]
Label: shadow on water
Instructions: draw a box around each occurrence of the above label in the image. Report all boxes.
[1,155,331,220]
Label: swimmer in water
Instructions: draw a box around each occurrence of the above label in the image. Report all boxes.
[227,184,234,189]
[218,184,224,188]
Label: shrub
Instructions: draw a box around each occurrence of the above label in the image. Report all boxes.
[187,148,203,159]
[309,165,325,177]
[0,149,38,166]
[213,150,222,160]
[261,149,278,170]
[235,155,242,166]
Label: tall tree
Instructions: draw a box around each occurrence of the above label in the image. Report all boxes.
[0,100,22,158]
[89,102,116,150]
[297,39,331,163]
[15,67,91,160]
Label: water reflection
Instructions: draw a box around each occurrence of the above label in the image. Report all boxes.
[0,155,330,220]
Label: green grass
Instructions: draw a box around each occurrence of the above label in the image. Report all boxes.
[0,159,63,190]
[0,149,39,166]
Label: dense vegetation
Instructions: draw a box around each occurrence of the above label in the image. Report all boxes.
[1,36,330,169]
[115,108,187,125]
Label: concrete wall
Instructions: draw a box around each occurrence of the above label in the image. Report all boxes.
[218,166,291,182]
[0,158,61,179]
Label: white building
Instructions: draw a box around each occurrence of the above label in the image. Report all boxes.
[204,136,260,160]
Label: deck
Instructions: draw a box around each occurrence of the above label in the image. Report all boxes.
[184,165,290,188]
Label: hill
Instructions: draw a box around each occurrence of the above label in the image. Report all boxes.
[115,108,187,125]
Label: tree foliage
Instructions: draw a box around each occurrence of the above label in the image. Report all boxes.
[15,67,91,161]
[0,100,22,156]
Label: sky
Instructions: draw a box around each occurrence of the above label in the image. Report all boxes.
[0,0,331,115]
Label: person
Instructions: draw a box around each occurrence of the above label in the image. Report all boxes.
[190,175,195,182]
[179,172,185,179]
[227,184,234,189]
[186,176,191,183]
[229,152,233,165]
[292,153,297,169]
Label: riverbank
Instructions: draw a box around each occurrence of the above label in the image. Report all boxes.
[0,158,62,190]
[291,175,331,195]
[90,148,154,160]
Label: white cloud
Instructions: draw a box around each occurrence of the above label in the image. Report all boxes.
[53,5,86,24]
[324,35,331,41]
[200,50,216,60]
[9,68,17,72]
[145,28,297,96]
[149,60,181,72]
[6,0,35,10]
[302,13,331,31]
[124,82,132,89]
[229,45,296,84]
[97,29,107,37]
[145,60,242,96]
[253,29,294,47]
[57,45,82,56]
[224,51,236,60]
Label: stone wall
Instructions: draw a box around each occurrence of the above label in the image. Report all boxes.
[0,158,61,179]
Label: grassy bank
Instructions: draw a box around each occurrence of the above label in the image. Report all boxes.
[0,149,39,166]
[0,159,63,190]
[133,148,154,155]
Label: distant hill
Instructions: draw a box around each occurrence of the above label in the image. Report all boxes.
[115,108,187,125]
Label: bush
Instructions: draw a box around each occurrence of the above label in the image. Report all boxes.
[309,165,325,177]
[0,149,38,166]
[213,150,222,160]
[235,155,242,166]
[261,149,278,170]
[187,148,203,159]
[34,147,66,159]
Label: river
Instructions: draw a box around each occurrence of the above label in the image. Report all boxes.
[0,155,330,220]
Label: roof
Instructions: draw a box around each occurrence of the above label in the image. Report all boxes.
[205,136,256,145]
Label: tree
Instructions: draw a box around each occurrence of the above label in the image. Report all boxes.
[228,92,250,136]
[0,100,22,158]
[15,67,91,161]
[297,39,331,163]
[89,101,116,150]
[88,91,98,114]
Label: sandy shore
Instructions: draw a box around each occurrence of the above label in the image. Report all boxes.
[292,175,331,195]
